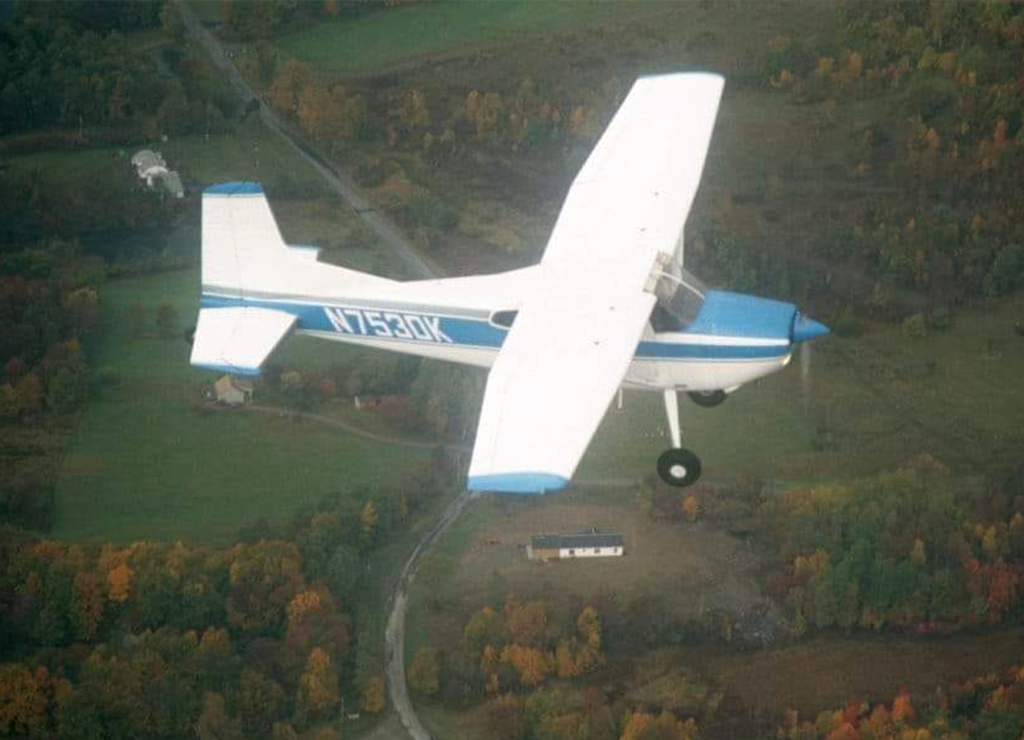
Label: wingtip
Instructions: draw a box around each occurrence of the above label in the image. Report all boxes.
[203,182,263,196]
[190,361,262,376]
[467,473,570,495]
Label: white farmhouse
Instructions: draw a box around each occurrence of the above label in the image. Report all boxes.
[130,149,184,198]
[528,531,624,561]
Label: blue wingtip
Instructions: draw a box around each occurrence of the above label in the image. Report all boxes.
[191,362,261,376]
[203,182,262,196]
[792,314,830,343]
[467,473,570,494]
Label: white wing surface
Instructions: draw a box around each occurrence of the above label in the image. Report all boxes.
[467,284,655,492]
[544,72,723,283]
[190,306,297,376]
[467,73,724,493]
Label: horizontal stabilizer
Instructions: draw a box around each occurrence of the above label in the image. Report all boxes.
[190,307,297,376]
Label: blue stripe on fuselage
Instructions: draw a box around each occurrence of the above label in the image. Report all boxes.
[200,294,790,361]
[201,294,505,348]
[635,341,788,360]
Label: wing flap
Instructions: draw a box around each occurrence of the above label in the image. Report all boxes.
[467,286,656,493]
[190,306,297,376]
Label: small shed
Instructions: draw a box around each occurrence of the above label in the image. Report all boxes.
[528,530,624,561]
[214,375,253,406]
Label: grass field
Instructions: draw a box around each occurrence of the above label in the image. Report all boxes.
[53,267,428,545]
[30,111,413,546]
[3,118,346,212]
[275,2,662,76]
[184,0,223,26]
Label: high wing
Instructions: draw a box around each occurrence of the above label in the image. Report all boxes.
[466,73,724,493]
[190,306,297,376]
[467,283,655,492]
[543,72,724,280]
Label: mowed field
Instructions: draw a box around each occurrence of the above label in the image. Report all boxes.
[54,268,429,545]
[276,0,835,76]
[273,2,668,76]
[45,118,420,545]
[407,493,766,656]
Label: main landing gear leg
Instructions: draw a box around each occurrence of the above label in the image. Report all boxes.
[657,389,702,487]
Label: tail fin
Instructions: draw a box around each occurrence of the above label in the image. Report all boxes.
[201,182,290,294]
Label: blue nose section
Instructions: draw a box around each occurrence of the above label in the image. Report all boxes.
[792,314,830,343]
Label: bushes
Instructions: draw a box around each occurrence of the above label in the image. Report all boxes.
[984,244,1024,296]
[403,194,459,233]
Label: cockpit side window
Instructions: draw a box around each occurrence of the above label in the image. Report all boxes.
[490,310,518,329]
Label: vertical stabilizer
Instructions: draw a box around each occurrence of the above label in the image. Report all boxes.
[202,182,289,294]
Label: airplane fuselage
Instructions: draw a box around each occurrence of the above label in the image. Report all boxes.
[200,285,803,394]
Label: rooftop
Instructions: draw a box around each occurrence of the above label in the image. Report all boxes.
[531,532,623,550]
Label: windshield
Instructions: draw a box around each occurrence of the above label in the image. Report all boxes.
[650,265,707,332]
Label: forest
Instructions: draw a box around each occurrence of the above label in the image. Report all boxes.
[0,466,451,738]
[2,1,1024,740]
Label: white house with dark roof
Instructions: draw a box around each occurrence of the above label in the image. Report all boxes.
[528,530,624,561]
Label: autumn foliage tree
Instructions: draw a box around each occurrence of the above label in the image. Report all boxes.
[620,709,699,740]
[0,478,428,740]
[296,647,340,722]
[408,647,441,696]
[761,459,1024,633]
[360,674,386,714]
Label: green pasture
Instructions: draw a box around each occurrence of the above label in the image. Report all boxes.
[4,128,321,207]
[274,2,656,75]
[579,302,1024,490]
[184,0,223,26]
[160,130,324,194]
[54,269,427,545]
[5,146,130,189]
[579,374,818,486]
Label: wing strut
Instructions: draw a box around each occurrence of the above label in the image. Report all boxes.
[663,389,682,449]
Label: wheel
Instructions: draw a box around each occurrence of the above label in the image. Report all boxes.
[657,448,702,487]
[688,389,727,408]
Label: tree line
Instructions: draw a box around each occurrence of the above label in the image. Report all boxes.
[262,56,617,159]
[777,663,1024,740]
[218,0,411,43]
[410,593,706,740]
[756,1,1024,303]
[753,456,1024,634]
[0,470,450,739]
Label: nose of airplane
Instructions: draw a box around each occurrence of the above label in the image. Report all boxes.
[792,313,830,343]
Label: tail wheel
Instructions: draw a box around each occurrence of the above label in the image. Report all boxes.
[688,390,727,408]
[657,448,702,487]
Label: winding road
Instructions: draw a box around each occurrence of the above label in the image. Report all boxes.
[173,4,448,737]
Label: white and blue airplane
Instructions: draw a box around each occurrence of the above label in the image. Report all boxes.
[189,73,828,494]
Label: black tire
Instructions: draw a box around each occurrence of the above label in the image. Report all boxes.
[688,389,727,408]
[657,448,702,487]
